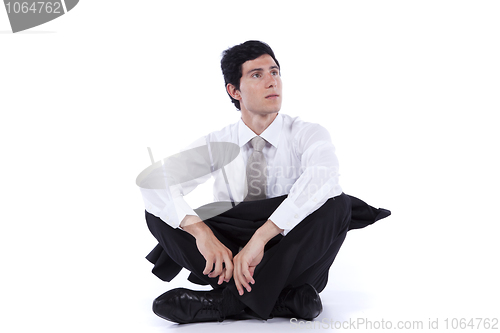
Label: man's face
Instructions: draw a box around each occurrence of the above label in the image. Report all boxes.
[233,54,282,115]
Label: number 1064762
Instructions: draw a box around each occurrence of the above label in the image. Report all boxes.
[5,2,62,14]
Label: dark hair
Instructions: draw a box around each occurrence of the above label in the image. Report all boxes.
[221,40,280,110]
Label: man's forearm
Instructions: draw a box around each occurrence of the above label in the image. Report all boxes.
[181,214,234,283]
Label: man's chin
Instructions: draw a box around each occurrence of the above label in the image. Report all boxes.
[263,105,282,114]
[262,109,281,116]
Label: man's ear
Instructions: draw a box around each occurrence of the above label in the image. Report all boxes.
[227,84,241,100]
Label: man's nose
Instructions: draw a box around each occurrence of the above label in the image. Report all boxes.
[265,73,278,88]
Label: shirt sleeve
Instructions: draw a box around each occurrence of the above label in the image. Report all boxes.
[269,124,342,235]
[137,136,211,228]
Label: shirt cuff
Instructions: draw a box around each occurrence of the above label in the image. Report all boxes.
[141,188,180,228]
[268,198,304,236]
[172,196,198,227]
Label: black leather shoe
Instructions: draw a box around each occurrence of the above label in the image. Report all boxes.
[270,284,323,320]
[152,288,242,324]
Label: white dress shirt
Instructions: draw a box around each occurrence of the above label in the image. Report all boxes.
[139,113,342,235]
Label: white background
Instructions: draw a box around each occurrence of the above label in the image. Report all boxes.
[1,1,499,332]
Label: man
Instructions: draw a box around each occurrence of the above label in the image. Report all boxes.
[138,40,390,324]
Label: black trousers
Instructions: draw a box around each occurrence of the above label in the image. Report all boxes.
[145,193,390,319]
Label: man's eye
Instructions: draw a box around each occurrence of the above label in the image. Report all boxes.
[271,71,279,76]
[252,73,261,78]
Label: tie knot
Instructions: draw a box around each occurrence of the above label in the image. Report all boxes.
[251,136,266,152]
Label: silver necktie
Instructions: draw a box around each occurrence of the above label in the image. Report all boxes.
[245,136,267,201]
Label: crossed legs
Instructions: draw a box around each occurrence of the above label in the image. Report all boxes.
[145,193,351,320]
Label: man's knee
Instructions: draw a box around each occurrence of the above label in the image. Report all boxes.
[319,192,350,218]
[306,193,351,232]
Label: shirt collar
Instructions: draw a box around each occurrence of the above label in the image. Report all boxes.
[238,113,282,148]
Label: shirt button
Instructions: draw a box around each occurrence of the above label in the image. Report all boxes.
[294,214,299,219]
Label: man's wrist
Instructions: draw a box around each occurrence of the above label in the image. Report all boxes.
[253,219,283,245]
[180,214,202,228]
[181,216,210,239]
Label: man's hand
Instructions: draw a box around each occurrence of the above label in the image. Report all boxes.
[233,219,284,296]
[181,215,234,285]
[233,237,265,295]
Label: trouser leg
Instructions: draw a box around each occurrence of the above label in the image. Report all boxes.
[146,193,351,319]
[221,193,352,319]
[289,230,347,293]
[145,194,289,287]
[145,211,241,289]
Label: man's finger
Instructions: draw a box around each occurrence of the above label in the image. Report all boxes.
[224,270,233,283]
[241,267,254,292]
[234,263,245,296]
[248,266,256,280]
[218,269,226,285]
[210,257,223,278]
[203,258,213,275]
[224,259,233,282]
[234,274,244,296]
